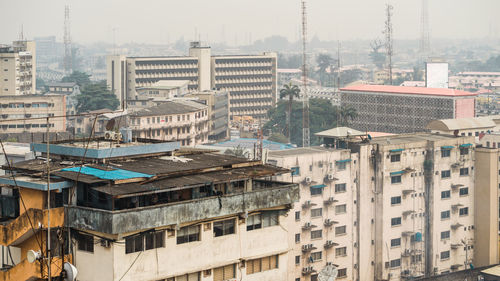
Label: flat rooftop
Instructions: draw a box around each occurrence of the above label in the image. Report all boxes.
[368,133,463,145]
[268,146,347,157]
[341,85,477,97]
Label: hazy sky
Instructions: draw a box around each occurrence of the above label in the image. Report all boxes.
[1,0,499,45]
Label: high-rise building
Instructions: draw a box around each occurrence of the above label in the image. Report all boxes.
[107,42,277,119]
[0,41,36,96]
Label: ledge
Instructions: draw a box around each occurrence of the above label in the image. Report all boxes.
[66,184,299,235]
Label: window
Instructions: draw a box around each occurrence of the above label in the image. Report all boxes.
[441,231,450,240]
[247,214,262,231]
[291,166,300,176]
[295,211,300,221]
[177,225,200,244]
[145,231,165,250]
[460,168,469,176]
[391,217,402,226]
[391,238,401,247]
[310,186,323,196]
[441,170,451,178]
[441,149,451,157]
[246,255,278,275]
[336,161,347,170]
[166,272,200,281]
[441,210,450,220]
[310,251,322,261]
[335,247,347,257]
[213,219,235,237]
[213,264,235,281]
[412,254,422,263]
[460,147,469,155]
[459,207,469,216]
[295,255,300,265]
[76,233,94,253]
[440,251,450,260]
[337,268,347,278]
[335,204,347,214]
[391,175,401,184]
[390,154,401,162]
[459,187,469,196]
[441,190,451,199]
[391,196,401,205]
[335,225,347,235]
[125,234,144,254]
[311,208,323,217]
[311,230,322,239]
[335,183,346,193]
[390,259,401,268]
[295,233,301,243]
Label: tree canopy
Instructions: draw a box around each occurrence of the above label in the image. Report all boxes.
[75,81,119,113]
[62,71,91,87]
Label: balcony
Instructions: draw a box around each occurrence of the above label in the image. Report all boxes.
[451,222,464,230]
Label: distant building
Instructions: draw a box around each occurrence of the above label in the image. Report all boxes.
[0,41,36,95]
[278,68,302,86]
[107,42,277,119]
[426,115,500,137]
[33,36,58,63]
[341,85,477,134]
[45,82,81,115]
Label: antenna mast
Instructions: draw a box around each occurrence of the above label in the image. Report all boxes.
[419,0,430,61]
[63,5,72,75]
[384,4,394,85]
[301,0,310,147]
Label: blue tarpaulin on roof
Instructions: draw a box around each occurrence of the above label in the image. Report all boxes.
[311,184,326,189]
[61,166,154,180]
[390,171,404,176]
[460,143,473,147]
[336,159,352,163]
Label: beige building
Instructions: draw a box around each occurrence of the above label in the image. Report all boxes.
[0,41,36,96]
[426,115,500,138]
[0,94,66,133]
[184,90,229,141]
[129,100,209,146]
[107,42,277,119]
[268,147,358,281]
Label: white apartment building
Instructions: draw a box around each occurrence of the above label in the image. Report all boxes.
[352,133,475,281]
[128,100,209,146]
[0,41,36,96]
[107,42,277,119]
[268,147,358,281]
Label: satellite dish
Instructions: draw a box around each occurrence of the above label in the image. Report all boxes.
[27,250,41,263]
[318,264,338,281]
[63,262,78,281]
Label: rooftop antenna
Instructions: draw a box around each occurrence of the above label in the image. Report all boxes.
[384,3,394,85]
[63,5,72,75]
[419,0,430,61]
[301,0,310,147]
[19,24,24,41]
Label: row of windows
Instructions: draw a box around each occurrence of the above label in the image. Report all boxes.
[296,226,347,243]
[0,102,53,108]
[1,123,54,129]
[441,207,469,219]
[291,161,349,176]
[309,183,346,196]
[295,204,347,221]
[389,147,469,163]
[131,111,208,125]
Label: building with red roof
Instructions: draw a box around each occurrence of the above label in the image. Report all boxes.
[340,85,478,134]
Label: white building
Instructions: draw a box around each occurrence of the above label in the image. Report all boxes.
[0,41,36,96]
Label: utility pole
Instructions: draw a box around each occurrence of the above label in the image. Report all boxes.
[337,41,341,89]
[46,117,51,281]
[384,4,394,85]
[301,0,310,147]
[63,5,72,75]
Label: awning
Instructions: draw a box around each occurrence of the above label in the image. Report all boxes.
[441,146,454,149]
[459,143,473,147]
[310,184,326,189]
[389,148,404,153]
[336,159,352,163]
[390,171,404,176]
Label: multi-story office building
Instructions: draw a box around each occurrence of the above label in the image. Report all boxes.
[0,41,36,96]
[0,94,66,133]
[340,85,477,134]
[351,133,476,280]
[268,147,358,281]
[128,100,209,146]
[45,82,81,115]
[0,139,298,281]
[107,42,277,119]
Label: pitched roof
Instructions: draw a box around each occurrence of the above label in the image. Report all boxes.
[340,85,477,97]
[426,116,499,131]
[315,127,365,138]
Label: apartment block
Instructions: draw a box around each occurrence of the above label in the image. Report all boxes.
[340,85,477,134]
[128,100,209,146]
[107,42,277,119]
[0,41,36,96]
[0,139,298,281]
[0,94,66,133]
[268,147,358,281]
[351,133,476,280]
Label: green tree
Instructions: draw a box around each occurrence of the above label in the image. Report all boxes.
[264,99,338,147]
[279,83,301,142]
[338,106,358,126]
[316,54,335,86]
[268,133,289,144]
[62,71,91,87]
[76,81,119,113]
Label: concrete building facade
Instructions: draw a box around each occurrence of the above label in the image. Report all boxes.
[0,41,36,96]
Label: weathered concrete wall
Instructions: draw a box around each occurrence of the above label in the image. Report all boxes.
[66,184,299,235]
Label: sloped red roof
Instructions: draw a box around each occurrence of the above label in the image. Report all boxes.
[340,85,477,97]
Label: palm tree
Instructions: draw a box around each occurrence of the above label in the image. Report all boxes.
[339,106,358,126]
[280,83,300,142]
[316,54,334,86]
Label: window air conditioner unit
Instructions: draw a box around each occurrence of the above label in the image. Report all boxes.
[327,174,336,181]
[304,177,312,184]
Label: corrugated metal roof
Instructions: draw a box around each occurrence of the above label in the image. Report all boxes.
[426,116,499,131]
[341,85,477,97]
[315,127,365,138]
[481,265,500,277]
